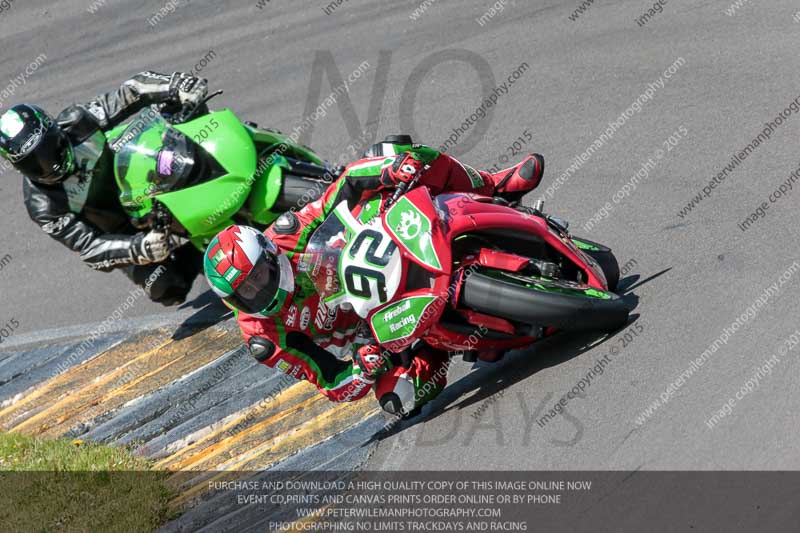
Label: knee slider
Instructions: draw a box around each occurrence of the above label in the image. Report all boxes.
[376,374,416,415]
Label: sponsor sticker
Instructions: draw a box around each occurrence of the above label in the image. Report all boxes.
[385,197,442,270]
[396,210,422,240]
[371,295,437,344]
[285,304,298,328]
[276,359,292,374]
[315,301,338,330]
[157,150,174,176]
[300,306,311,330]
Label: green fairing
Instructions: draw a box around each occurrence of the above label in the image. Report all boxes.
[113,121,164,218]
[408,145,440,164]
[359,196,382,223]
[572,239,601,251]
[162,110,256,237]
[245,126,325,225]
[107,108,325,251]
[385,196,442,270]
[248,155,290,226]
[371,295,437,344]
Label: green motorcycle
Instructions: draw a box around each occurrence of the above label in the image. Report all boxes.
[105,95,332,251]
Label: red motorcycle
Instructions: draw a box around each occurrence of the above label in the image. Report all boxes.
[299,173,629,360]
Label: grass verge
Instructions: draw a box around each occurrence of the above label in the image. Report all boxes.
[0,432,174,532]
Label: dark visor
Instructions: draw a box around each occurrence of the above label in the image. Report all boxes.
[223,251,281,315]
[16,125,71,185]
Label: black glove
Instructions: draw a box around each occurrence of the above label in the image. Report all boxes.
[169,72,208,107]
[129,230,174,265]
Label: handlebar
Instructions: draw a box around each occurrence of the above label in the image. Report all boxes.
[171,90,224,124]
[150,202,181,260]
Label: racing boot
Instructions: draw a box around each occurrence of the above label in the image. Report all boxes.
[487,153,545,202]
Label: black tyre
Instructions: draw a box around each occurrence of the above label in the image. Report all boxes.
[461,269,629,332]
[571,237,620,292]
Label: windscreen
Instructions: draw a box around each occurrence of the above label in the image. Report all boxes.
[113,109,196,208]
[297,211,349,302]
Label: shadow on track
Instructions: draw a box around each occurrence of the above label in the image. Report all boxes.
[365,269,671,444]
[171,290,232,340]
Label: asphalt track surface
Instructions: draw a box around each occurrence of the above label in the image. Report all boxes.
[2,0,800,488]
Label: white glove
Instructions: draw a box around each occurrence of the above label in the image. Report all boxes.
[169,72,208,106]
[130,230,173,265]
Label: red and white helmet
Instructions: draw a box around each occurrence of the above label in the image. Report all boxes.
[203,226,295,317]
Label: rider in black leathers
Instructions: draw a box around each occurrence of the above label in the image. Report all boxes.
[0,72,210,305]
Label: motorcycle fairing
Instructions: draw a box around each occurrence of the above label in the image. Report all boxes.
[383,187,451,275]
[436,194,609,290]
[368,291,444,352]
[111,109,258,249]
[160,110,256,237]
[314,201,404,318]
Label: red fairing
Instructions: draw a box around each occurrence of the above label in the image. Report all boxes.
[383,187,451,275]
[460,310,517,336]
[423,323,536,352]
[437,194,608,290]
[367,189,608,354]
[478,248,529,272]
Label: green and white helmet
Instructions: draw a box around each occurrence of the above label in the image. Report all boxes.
[203,225,295,317]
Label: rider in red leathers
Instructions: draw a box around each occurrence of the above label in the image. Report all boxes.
[204,138,544,416]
